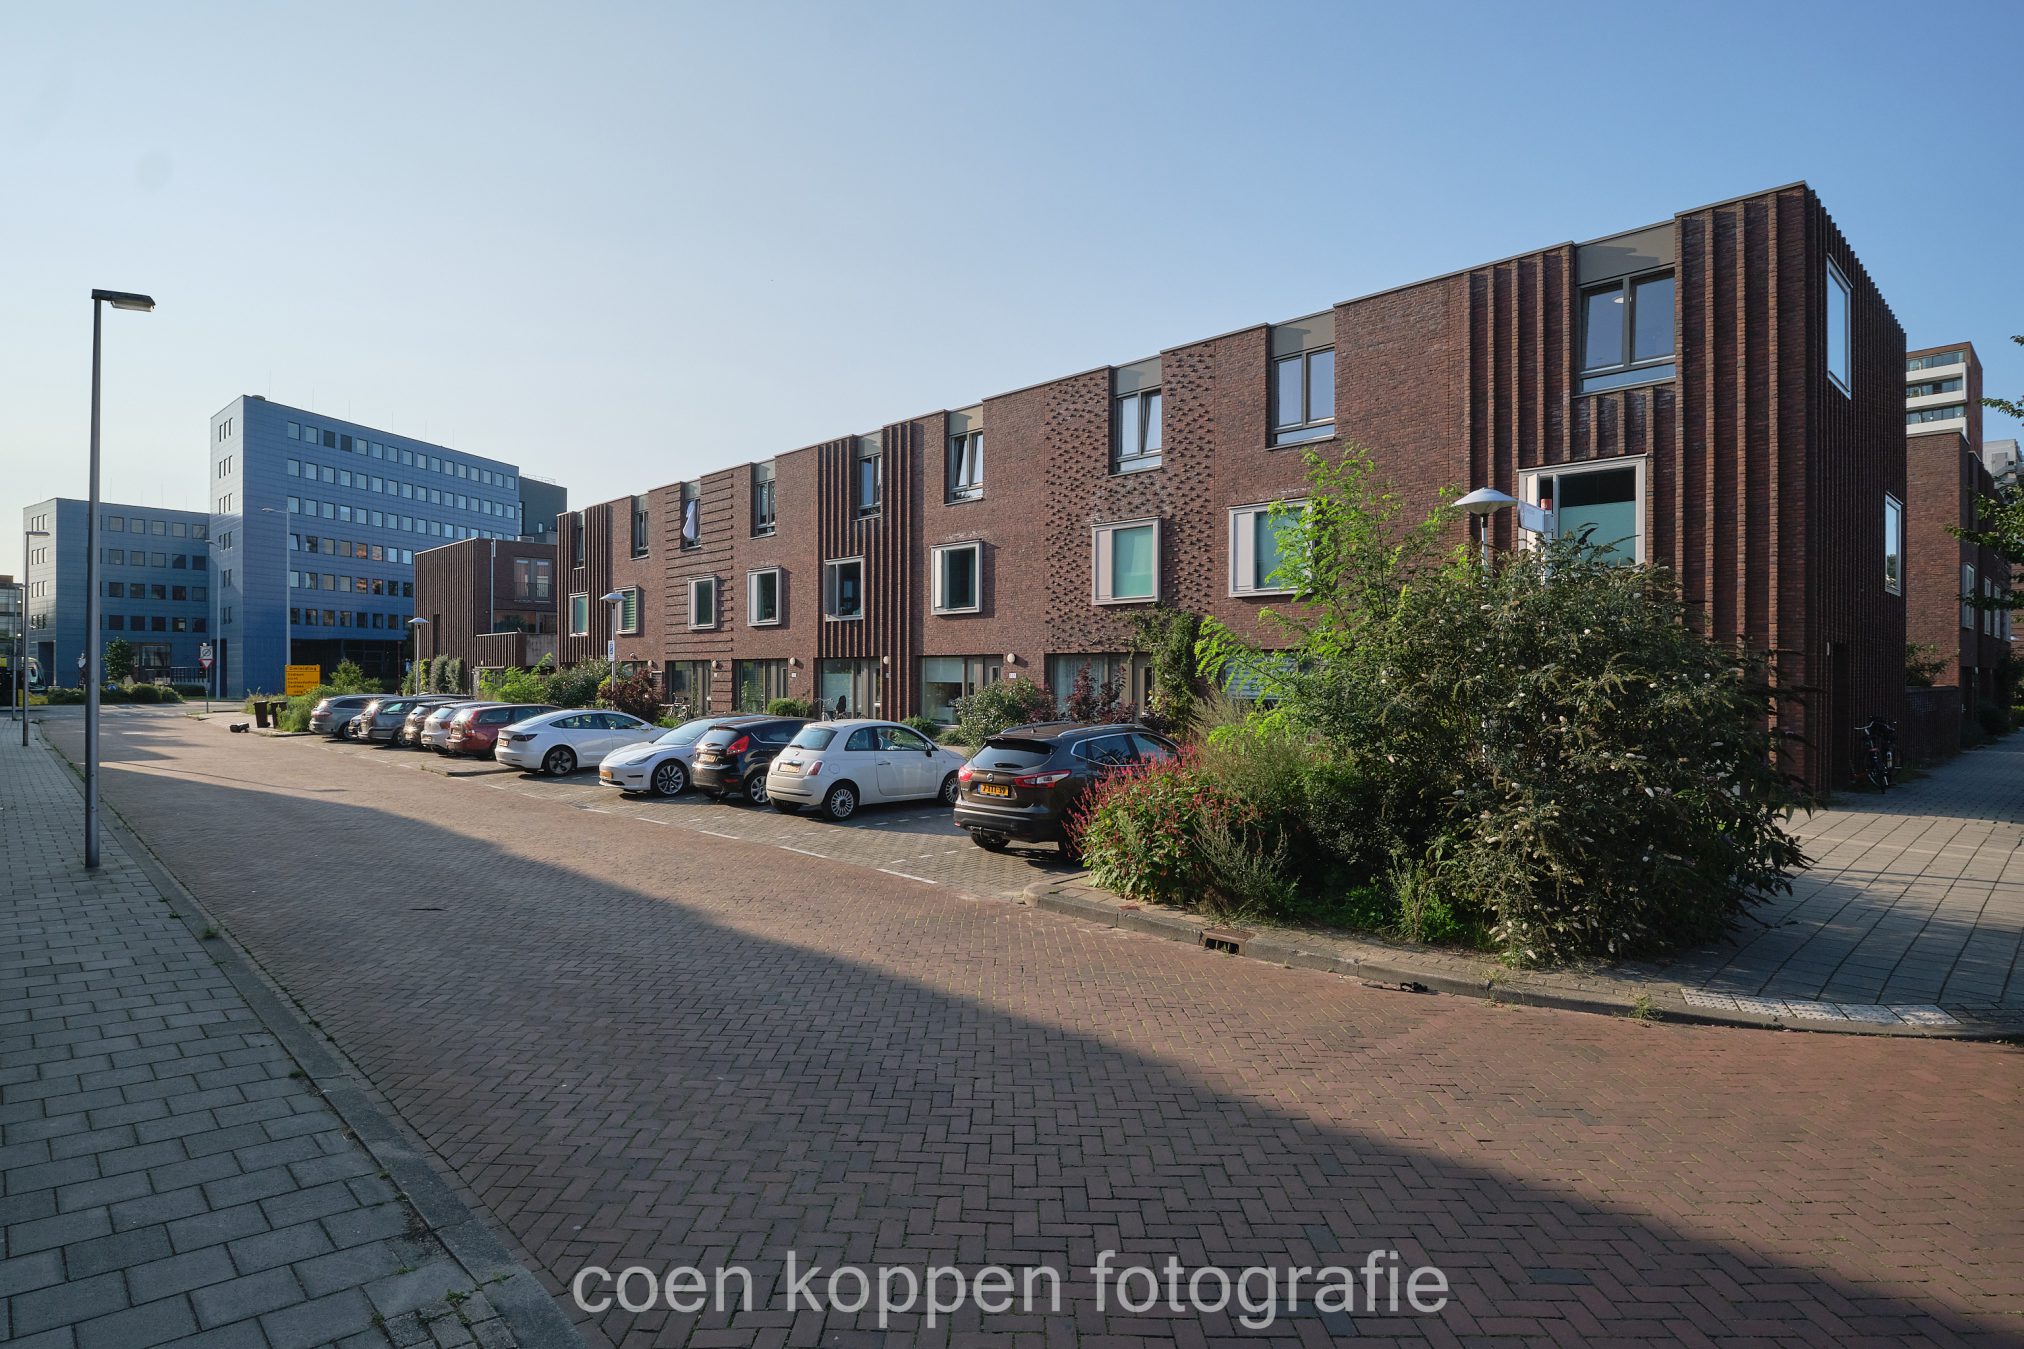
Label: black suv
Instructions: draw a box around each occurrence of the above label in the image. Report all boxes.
[952,721,1180,863]
[691,717,808,805]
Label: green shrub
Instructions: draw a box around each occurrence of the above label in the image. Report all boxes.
[951,678,1055,748]
[45,687,85,705]
[901,715,943,738]
[128,684,161,704]
[1976,700,2011,739]
[478,665,550,705]
[546,657,609,709]
[1075,752,1247,907]
[600,672,663,721]
[766,697,814,718]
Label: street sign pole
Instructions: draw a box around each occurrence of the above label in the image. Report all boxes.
[199,642,213,715]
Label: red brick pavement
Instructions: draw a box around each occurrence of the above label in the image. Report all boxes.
[42,711,2024,1347]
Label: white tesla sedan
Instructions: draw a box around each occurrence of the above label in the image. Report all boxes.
[495,709,659,776]
[765,718,967,820]
[595,715,740,796]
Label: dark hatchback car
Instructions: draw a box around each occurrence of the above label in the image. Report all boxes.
[690,717,807,805]
[953,722,1180,863]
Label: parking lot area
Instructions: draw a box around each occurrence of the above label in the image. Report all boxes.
[311,721,1078,898]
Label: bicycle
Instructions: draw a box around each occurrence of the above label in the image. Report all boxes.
[1857,717,1897,792]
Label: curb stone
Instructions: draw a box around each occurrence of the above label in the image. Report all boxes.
[1022,877,2021,1041]
[35,726,585,1349]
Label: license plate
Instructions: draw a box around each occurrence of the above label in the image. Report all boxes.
[977,783,1012,798]
[599,770,614,782]
[776,762,798,775]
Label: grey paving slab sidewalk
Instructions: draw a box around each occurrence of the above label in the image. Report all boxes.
[0,725,570,1349]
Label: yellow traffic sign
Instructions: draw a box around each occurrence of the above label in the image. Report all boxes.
[283,664,322,696]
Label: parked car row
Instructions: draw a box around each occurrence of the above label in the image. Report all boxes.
[303,692,1180,860]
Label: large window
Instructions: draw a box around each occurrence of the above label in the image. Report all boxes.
[1228,501,1304,596]
[734,659,790,714]
[668,660,712,715]
[752,461,776,536]
[680,482,701,549]
[1524,459,1645,564]
[513,557,552,601]
[919,656,1001,724]
[1883,495,1903,597]
[568,592,589,636]
[688,576,718,630]
[855,437,881,516]
[1112,388,1163,474]
[1092,520,1160,603]
[1580,271,1674,393]
[1826,259,1852,394]
[1271,348,1335,446]
[630,496,650,556]
[824,558,864,620]
[947,430,984,501]
[931,542,981,614]
[747,568,781,626]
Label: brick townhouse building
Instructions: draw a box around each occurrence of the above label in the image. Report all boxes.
[425,183,1907,792]
[1903,341,2013,716]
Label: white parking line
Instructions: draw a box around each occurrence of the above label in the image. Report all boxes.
[783,846,831,859]
[697,828,742,840]
[877,868,939,885]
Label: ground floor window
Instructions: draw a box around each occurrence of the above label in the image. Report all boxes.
[1522,458,1645,564]
[920,655,1002,724]
[734,659,788,713]
[817,658,880,718]
[668,660,712,716]
[1045,652,1151,715]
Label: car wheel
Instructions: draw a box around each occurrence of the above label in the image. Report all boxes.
[651,760,687,797]
[743,770,770,806]
[972,831,1010,853]
[772,800,801,814]
[542,746,577,776]
[821,782,857,821]
[938,772,960,806]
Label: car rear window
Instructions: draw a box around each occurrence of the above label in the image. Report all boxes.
[655,718,715,747]
[697,727,740,749]
[973,738,1052,771]
[791,727,837,750]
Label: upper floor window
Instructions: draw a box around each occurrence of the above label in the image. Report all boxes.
[1963,564,1976,630]
[568,592,589,636]
[1112,380,1162,475]
[1523,459,1645,565]
[630,496,650,556]
[947,407,984,501]
[824,557,864,620]
[570,512,586,567]
[752,461,776,536]
[747,567,782,626]
[1826,259,1852,395]
[1908,405,1966,427]
[855,437,882,516]
[1883,495,1903,597]
[616,586,641,635]
[514,557,551,601]
[680,482,701,549]
[1580,271,1674,393]
[1092,519,1160,604]
[688,575,718,630]
[1229,501,1305,596]
[1908,349,1965,373]
[931,542,981,614]
[1271,349,1335,446]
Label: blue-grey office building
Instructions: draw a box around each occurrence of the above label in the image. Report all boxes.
[207,397,529,697]
[22,498,214,688]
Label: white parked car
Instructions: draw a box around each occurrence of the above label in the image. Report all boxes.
[495,709,660,776]
[766,718,967,820]
[596,715,731,796]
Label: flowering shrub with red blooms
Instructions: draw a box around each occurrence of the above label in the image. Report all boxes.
[1072,748,1251,907]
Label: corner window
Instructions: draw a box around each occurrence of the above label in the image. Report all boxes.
[824,558,864,620]
[568,592,589,636]
[1580,271,1674,393]
[1270,348,1335,446]
[931,542,982,614]
[1229,501,1304,596]
[688,576,718,630]
[617,586,641,635]
[947,430,984,501]
[1093,520,1161,604]
[1523,458,1645,564]
[1826,258,1852,395]
[855,438,882,516]
[630,496,650,557]
[680,482,701,549]
[1112,388,1162,474]
[747,567,782,626]
[752,461,776,536]
[1883,495,1903,597]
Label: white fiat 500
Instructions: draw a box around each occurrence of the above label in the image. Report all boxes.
[765,718,967,820]
[596,715,736,797]
[495,709,659,777]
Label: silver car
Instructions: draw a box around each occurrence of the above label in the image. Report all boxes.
[398,697,475,748]
[419,701,500,753]
[309,694,377,737]
[353,696,457,745]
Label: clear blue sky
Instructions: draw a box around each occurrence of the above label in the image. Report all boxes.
[4,0,2020,576]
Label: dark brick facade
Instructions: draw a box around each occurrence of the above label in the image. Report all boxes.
[412,537,556,682]
[423,182,1909,793]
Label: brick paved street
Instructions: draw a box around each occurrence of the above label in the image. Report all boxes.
[31,710,2024,1346]
[0,722,567,1349]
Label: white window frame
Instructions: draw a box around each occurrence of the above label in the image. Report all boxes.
[617,586,642,635]
[824,557,865,621]
[688,576,718,631]
[1091,518,1162,605]
[931,542,983,615]
[1883,495,1903,597]
[1228,500,1305,597]
[1826,258,1853,396]
[567,592,589,637]
[1963,564,1975,630]
[746,567,782,626]
[1518,456,1649,564]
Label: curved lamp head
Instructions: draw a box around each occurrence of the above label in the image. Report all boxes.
[1453,487,1519,516]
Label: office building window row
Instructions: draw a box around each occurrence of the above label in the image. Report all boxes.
[288,572,415,597]
[105,581,207,602]
[283,421,516,491]
[284,496,511,541]
[288,607,413,630]
[101,515,205,539]
[107,614,207,633]
[101,549,207,570]
[289,534,414,564]
[284,460,518,522]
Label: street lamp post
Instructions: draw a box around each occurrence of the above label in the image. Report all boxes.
[406,616,429,694]
[599,591,627,673]
[84,288,156,870]
[20,528,50,745]
[1454,487,1520,570]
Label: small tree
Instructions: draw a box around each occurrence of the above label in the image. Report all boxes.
[547,657,610,709]
[103,638,134,685]
[599,671,663,721]
[1952,332,2024,615]
[951,678,1055,747]
[1906,642,1946,688]
[1128,604,1204,736]
[479,664,550,705]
